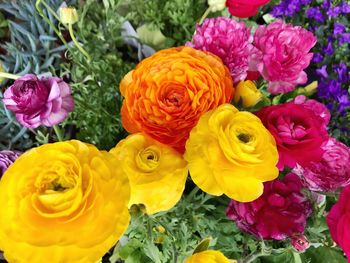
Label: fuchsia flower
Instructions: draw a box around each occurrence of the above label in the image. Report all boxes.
[293,95,331,127]
[0,151,21,178]
[327,185,350,260]
[227,173,311,240]
[293,138,350,192]
[3,74,74,128]
[186,17,256,82]
[256,103,329,170]
[252,21,317,94]
[226,0,270,18]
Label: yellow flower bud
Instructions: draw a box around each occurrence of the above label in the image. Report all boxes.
[156,225,166,234]
[59,7,79,25]
[208,0,227,12]
[234,80,262,108]
[303,81,318,96]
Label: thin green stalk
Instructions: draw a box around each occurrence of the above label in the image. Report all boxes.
[35,0,69,46]
[0,72,19,80]
[199,7,212,24]
[68,24,91,61]
[53,125,64,142]
[41,0,65,27]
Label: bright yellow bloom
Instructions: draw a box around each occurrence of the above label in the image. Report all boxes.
[185,104,279,202]
[234,80,262,108]
[185,250,230,263]
[0,140,130,263]
[110,133,188,214]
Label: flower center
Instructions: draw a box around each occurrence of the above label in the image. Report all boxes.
[237,133,251,143]
[136,146,160,172]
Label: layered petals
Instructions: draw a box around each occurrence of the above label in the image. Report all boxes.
[185,104,279,202]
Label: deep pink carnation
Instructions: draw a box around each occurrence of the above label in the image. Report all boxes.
[252,21,317,94]
[293,138,350,192]
[293,95,331,127]
[186,17,256,82]
[3,74,74,128]
[256,103,329,170]
[327,185,350,260]
[227,173,312,240]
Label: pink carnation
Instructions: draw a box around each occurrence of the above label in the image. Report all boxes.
[293,95,331,127]
[252,21,317,94]
[186,17,256,82]
[293,138,350,192]
[227,173,312,240]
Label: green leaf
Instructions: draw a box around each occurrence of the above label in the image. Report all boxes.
[260,250,294,263]
[143,241,162,263]
[301,247,346,263]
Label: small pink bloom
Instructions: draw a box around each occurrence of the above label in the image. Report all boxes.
[252,21,317,94]
[293,138,350,192]
[3,74,74,128]
[291,233,310,252]
[186,17,257,82]
[227,173,312,240]
[226,0,270,18]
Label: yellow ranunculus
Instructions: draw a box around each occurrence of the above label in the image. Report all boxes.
[0,140,130,263]
[185,104,279,202]
[185,250,230,263]
[234,80,262,108]
[110,133,188,214]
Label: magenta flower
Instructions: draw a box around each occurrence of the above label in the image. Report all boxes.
[293,138,350,192]
[291,234,310,252]
[252,21,317,94]
[3,74,74,128]
[0,150,21,177]
[293,95,331,127]
[186,17,256,82]
[226,173,312,240]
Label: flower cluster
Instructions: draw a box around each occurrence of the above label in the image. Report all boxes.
[0,1,349,262]
[188,18,316,94]
[271,0,350,140]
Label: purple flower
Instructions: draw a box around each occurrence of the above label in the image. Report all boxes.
[316,65,328,79]
[306,7,325,22]
[271,0,309,18]
[338,94,350,113]
[312,53,324,63]
[321,0,331,10]
[334,63,349,83]
[340,2,350,13]
[0,150,21,177]
[328,6,342,17]
[333,23,346,36]
[3,74,74,128]
[323,42,334,55]
[339,33,350,45]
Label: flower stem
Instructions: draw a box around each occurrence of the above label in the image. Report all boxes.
[199,7,212,25]
[41,0,65,26]
[0,72,20,80]
[68,24,91,61]
[35,0,69,46]
[53,125,64,142]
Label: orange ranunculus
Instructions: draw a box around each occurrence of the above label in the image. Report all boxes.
[120,46,234,153]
